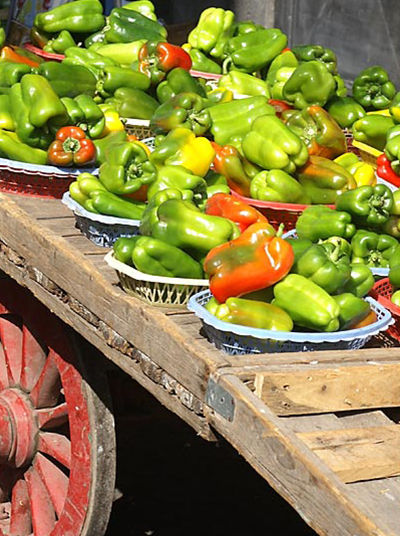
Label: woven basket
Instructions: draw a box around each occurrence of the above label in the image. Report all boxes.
[231,190,335,231]
[0,158,93,199]
[352,140,382,168]
[124,118,153,139]
[105,251,209,309]
[370,278,400,342]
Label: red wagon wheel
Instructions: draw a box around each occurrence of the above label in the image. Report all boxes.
[0,278,116,536]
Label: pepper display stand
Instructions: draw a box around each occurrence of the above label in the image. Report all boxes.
[0,192,399,536]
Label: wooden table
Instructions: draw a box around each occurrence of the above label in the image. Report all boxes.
[0,192,399,536]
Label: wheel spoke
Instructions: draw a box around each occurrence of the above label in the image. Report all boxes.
[25,467,56,536]
[38,432,71,470]
[37,403,68,430]
[20,325,47,393]
[9,479,31,536]
[0,315,23,386]
[30,350,61,409]
[35,453,68,518]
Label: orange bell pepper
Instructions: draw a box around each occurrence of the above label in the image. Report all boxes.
[211,142,259,197]
[204,222,294,303]
[0,46,40,68]
[205,192,267,233]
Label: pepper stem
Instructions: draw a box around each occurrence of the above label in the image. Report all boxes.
[62,137,81,153]
[276,223,285,237]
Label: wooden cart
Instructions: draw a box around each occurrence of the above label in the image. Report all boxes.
[0,192,398,536]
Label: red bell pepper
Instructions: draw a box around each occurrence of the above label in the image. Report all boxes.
[47,126,96,167]
[376,154,400,187]
[138,41,192,84]
[205,192,267,233]
[204,222,294,303]
[211,142,259,197]
[268,98,293,118]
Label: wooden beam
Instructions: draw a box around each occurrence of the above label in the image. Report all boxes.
[254,363,400,415]
[298,425,400,483]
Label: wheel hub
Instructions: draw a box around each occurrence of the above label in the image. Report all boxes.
[0,389,37,468]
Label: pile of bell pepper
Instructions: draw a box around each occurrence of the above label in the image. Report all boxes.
[202,203,377,333]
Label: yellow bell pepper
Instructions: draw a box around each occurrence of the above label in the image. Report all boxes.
[99,103,125,137]
[150,127,215,177]
[334,152,376,187]
[207,87,233,104]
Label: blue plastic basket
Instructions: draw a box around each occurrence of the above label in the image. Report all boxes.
[188,290,393,355]
[62,192,140,248]
[283,229,389,278]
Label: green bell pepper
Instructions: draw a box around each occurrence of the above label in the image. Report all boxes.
[352,114,395,151]
[148,198,240,261]
[96,65,150,99]
[218,71,270,98]
[250,169,310,204]
[291,242,351,294]
[283,60,336,109]
[150,92,211,135]
[69,172,106,212]
[341,264,374,297]
[39,61,97,98]
[209,297,293,331]
[140,188,192,236]
[62,94,105,139]
[123,0,157,20]
[352,66,396,110]
[113,236,138,265]
[84,30,107,49]
[188,49,221,74]
[0,62,31,87]
[296,205,356,242]
[130,236,203,279]
[104,7,166,44]
[223,28,287,73]
[242,115,309,174]
[90,190,145,219]
[0,95,14,131]
[233,21,263,35]
[384,125,400,174]
[0,130,47,164]
[296,155,357,204]
[93,40,146,65]
[336,184,394,229]
[283,105,347,159]
[351,229,399,267]
[64,47,117,73]
[109,87,158,120]
[146,165,207,206]
[34,0,105,34]
[93,130,127,166]
[10,80,59,149]
[266,50,298,100]
[188,7,235,60]
[285,237,313,263]
[326,96,366,129]
[43,30,76,54]
[333,293,370,329]
[209,96,275,146]
[0,26,5,48]
[391,289,400,306]
[273,273,340,332]
[99,141,157,195]
[156,68,206,103]
[389,92,400,122]
[389,263,400,289]
[292,44,337,73]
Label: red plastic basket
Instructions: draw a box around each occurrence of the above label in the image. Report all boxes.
[24,43,65,62]
[0,162,79,199]
[370,278,400,342]
[231,190,334,230]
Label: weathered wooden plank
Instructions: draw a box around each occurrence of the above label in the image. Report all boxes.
[298,425,400,483]
[254,363,400,415]
[14,196,71,219]
[206,374,394,536]
[0,193,229,400]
